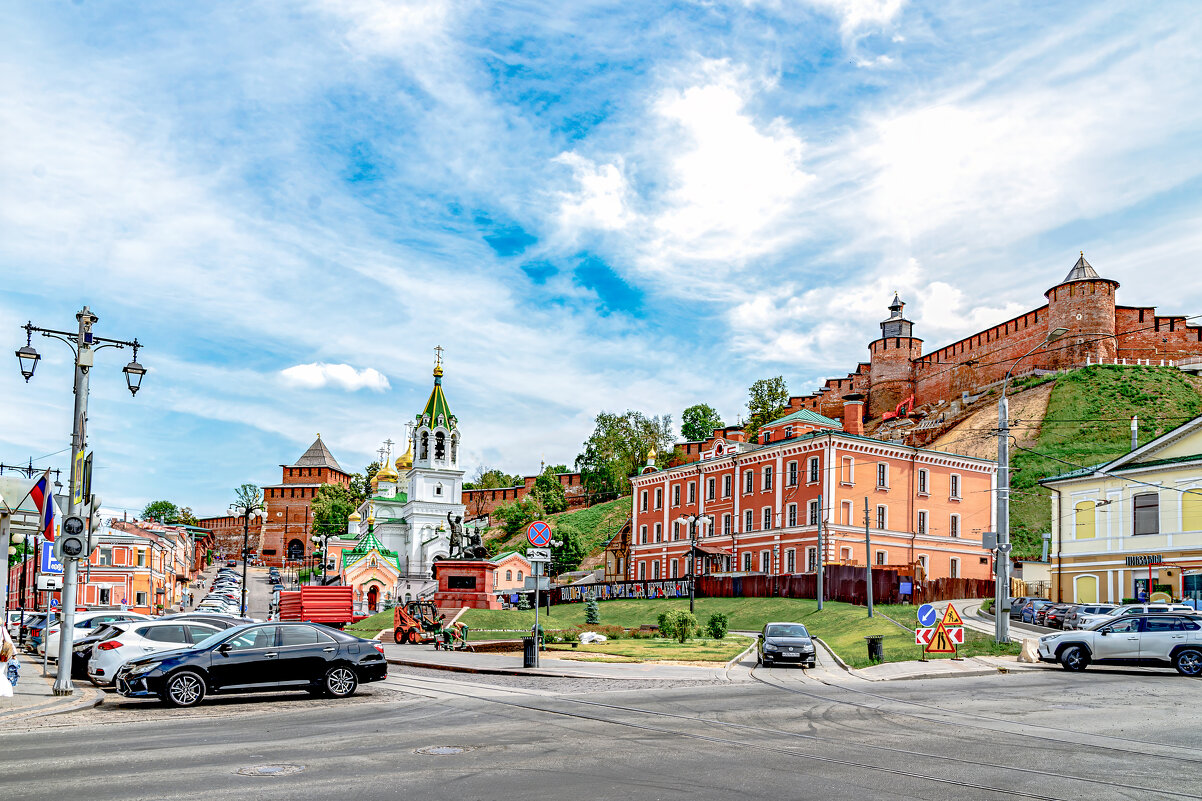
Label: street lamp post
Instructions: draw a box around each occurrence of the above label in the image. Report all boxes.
[311,530,334,585]
[15,307,144,695]
[677,513,713,613]
[995,326,1068,644]
[229,499,264,616]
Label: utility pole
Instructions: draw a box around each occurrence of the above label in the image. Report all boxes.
[816,493,823,611]
[16,307,145,694]
[863,497,874,618]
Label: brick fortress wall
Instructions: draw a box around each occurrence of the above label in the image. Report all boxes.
[463,471,587,519]
[195,514,260,560]
[788,258,1202,422]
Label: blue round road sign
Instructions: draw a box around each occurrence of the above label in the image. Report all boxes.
[917,603,937,628]
[527,520,552,547]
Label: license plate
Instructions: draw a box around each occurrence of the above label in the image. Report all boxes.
[781,652,799,658]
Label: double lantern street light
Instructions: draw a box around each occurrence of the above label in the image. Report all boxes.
[311,530,337,585]
[229,501,264,616]
[676,513,714,613]
[13,307,145,695]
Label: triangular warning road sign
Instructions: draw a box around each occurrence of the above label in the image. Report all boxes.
[940,603,963,627]
[924,622,958,654]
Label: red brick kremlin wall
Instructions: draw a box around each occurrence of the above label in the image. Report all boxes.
[463,471,586,519]
[195,514,259,560]
[788,264,1202,421]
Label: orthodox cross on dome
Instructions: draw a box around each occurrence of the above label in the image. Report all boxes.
[383,438,394,458]
[377,445,387,463]
[434,345,444,368]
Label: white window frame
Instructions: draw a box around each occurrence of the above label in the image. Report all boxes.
[670,559,678,579]
[787,503,798,527]
[949,473,961,500]
[876,463,889,489]
[841,547,852,560]
[875,550,887,565]
[917,468,929,496]
[640,525,648,544]
[785,548,796,573]
[808,456,820,484]
[808,500,820,526]
[722,475,732,498]
[743,552,753,571]
[707,477,716,500]
[723,514,732,536]
[763,507,773,531]
[841,456,855,486]
[760,551,770,573]
[654,487,663,510]
[688,482,696,504]
[787,461,798,487]
[876,505,887,530]
[841,500,853,525]
[949,557,960,579]
[672,485,680,507]
[806,547,818,572]
[917,553,929,572]
[949,513,960,538]
[652,561,661,580]
[654,522,662,543]
[744,509,754,532]
[744,470,754,494]
[638,561,646,579]
[640,491,648,512]
[763,465,773,491]
[917,510,928,535]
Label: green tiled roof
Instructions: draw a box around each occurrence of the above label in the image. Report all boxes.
[418,369,457,430]
[766,409,841,429]
[1040,452,1202,485]
[341,531,402,572]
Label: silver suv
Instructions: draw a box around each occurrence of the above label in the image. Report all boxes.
[1037,614,1202,675]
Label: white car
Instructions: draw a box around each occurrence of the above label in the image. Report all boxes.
[38,610,152,659]
[88,620,222,686]
[1037,612,1202,675]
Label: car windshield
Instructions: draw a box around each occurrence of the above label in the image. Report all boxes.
[766,624,809,638]
[192,628,241,650]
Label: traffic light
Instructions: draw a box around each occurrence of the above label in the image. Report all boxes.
[55,514,88,561]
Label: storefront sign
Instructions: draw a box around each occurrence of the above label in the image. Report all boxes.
[1126,554,1164,566]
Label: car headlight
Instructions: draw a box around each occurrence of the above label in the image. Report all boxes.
[127,662,161,676]
[764,643,779,651]
[1039,635,1057,642]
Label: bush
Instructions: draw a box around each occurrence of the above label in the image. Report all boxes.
[661,610,699,643]
[585,598,600,625]
[705,613,728,640]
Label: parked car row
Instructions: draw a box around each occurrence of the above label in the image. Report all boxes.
[1009,597,1199,630]
[1038,612,1202,675]
[196,566,245,616]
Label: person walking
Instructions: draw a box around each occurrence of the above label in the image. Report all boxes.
[0,625,17,696]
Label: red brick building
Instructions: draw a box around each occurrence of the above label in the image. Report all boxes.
[258,435,351,567]
[193,514,253,560]
[629,403,996,584]
[791,255,1202,419]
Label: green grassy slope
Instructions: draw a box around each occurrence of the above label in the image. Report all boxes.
[1010,365,1202,558]
[484,495,631,559]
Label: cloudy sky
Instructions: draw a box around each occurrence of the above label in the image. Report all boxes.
[3,1,1201,516]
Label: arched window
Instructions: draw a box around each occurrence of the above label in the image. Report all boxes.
[435,431,446,460]
[517,571,523,581]
[451,434,459,463]
[286,539,304,561]
[506,570,513,581]
[420,431,429,460]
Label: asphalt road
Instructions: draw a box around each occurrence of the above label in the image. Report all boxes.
[6,662,1202,800]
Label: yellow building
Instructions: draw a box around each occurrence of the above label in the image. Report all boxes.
[1042,416,1202,604]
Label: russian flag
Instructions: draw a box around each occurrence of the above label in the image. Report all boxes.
[28,472,55,541]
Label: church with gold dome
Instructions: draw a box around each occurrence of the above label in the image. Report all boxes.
[327,351,467,607]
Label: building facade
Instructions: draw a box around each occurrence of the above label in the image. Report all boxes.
[789,256,1202,420]
[258,435,351,566]
[629,403,996,584]
[78,521,200,614]
[1042,416,1202,603]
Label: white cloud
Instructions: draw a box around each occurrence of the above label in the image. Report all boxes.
[280,363,391,392]
[553,152,631,232]
[805,0,906,38]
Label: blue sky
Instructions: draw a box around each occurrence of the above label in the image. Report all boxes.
[3,1,1202,517]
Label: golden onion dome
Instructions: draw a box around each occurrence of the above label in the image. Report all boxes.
[395,442,413,472]
[375,461,399,483]
[348,511,362,522]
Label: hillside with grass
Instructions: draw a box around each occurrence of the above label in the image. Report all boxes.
[483,495,631,564]
[935,365,1202,559]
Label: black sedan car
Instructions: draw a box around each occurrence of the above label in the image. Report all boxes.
[113,621,388,707]
[71,614,254,680]
[757,622,816,668]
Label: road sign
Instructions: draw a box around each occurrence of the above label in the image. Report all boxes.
[924,622,958,654]
[50,598,59,607]
[524,576,550,591]
[526,520,552,547]
[527,547,551,562]
[72,449,85,505]
[917,603,937,628]
[940,603,963,627]
[40,542,63,575]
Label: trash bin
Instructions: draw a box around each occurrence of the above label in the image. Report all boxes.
[522,636,537,668]
[865,634,884,663]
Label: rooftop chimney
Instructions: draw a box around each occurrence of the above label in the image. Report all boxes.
[842,394,865,437]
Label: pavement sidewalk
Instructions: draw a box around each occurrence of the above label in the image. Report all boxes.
[0,655,104,723]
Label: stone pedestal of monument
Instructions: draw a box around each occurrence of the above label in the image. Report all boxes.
[432,559,500,610]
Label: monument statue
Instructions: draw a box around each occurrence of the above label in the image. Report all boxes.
[448,512,488,559]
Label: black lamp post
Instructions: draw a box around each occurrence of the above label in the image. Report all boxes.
[677,513,713,613]
[229,499,264,616]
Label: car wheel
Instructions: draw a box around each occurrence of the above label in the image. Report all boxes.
[1059,645,1089,671]
[162,671,207,707]
[394,628,405,645]
[1174,648,1202,677]
[324,665,358,698]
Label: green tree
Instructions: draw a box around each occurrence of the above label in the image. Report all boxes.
[661,610,698,643]
[233,483,262,512]
[494,497,544,538]
[745,376,791,442]
[681,403,725,441]
[575,410,675,501]
[530,470,567,514]
[551,521,586,573]
[141,500,179,523]
[312,483,357,540]
[585,598,600,625]
[349,461,380,504]
[465,466,522,490]
[176,506,199,526]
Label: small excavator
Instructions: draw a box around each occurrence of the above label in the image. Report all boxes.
[393,599,468,650]
[881,394,914,422]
